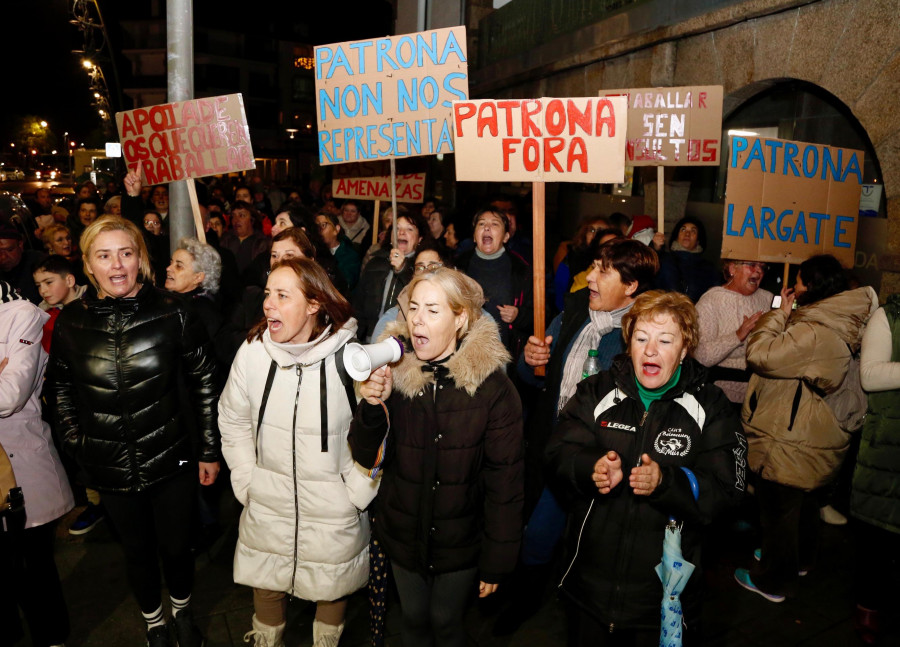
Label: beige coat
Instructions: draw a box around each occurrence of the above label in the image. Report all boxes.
[742,287,877,491]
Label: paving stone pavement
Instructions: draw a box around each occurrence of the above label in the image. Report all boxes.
[15,494,900,646]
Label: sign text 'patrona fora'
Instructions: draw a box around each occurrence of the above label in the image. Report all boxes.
[452,96,627,183]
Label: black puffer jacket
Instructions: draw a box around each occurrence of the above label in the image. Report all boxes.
[349,316,524,582]
[49,283,220,494]
[546,356,745,630]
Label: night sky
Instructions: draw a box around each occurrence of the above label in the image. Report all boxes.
[1,0,393,147]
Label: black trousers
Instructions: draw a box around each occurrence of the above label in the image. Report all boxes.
[101,470,197,614]
[853,518,900,611]
[752,477,819,597]
[391,562,477,647]
[0,521,70,647]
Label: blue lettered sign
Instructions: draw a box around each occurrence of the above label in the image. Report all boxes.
[721,135,865,267]
[314,27,469,166]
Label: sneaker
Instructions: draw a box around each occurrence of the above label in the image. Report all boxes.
[173,608,206,647]
[69,503,105,535]
[147,624,174,647]
[753,548,808,576]
[734,568,785,603]
[820,504,848,525]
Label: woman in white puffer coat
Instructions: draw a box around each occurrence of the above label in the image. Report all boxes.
[219,258,379,647]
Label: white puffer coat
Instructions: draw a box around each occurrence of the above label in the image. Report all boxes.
[218,319,378,601]
[0,299,74,528]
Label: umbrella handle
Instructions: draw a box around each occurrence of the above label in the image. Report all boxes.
[667,468,699,525]
[680,467,699,502]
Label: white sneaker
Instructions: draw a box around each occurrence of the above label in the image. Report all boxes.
[820,505,848,525]
[312,619,345,647]
[243,614,285,647]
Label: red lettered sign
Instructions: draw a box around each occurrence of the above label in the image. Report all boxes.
[115,93,255,184]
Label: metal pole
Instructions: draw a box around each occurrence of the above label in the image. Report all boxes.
[167,0,194,254]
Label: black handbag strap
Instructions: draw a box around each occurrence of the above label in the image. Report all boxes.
[255,360,279,460]
[334,344,358,413]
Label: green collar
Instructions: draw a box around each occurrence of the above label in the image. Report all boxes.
[634,365,682,411]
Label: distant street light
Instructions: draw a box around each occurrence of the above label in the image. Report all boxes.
[40,120,48,128]
[83,59,94,69]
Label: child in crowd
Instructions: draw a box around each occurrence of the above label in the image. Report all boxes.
[32,255,101,537]
[33,255,87,354]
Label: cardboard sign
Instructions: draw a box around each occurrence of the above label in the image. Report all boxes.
[115,94,255,184]
[721,135,864,267]
[600,86,723,166]
[314,27,469,166]
[332,173,426,203]
[451,97,628,183]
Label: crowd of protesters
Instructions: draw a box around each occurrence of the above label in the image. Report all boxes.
[0,169,896,647]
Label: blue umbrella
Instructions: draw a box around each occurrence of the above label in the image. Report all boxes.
[656,467,700,647]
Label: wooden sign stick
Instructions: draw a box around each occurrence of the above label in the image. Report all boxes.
[532,181,547,377]
[783,262,790,289]
[390,159,398,249]
[657,166,665,234]
[185,180,206,245]
[372,199,381,246]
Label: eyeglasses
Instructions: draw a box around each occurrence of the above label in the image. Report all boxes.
[316,221,333,230]
[735,261,769,272]
[144,220,160,226]
[414,262,443,274]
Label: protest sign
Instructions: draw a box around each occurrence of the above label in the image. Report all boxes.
[315,27,468,165]
[115,94,255,184]
[600,86,723,165]
[451,97,628,183]
[721,135,864,267]
[332,173,425,203]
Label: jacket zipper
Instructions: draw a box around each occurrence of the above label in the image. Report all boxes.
[607,403,652,631]
[289,365,303,596]
[114,305,139,488]
[559,405,653,631]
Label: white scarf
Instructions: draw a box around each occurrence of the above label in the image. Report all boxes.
[557,303,631,412]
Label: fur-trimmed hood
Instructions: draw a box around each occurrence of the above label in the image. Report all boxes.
[381,315,509,397]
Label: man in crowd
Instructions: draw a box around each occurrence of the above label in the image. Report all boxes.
[150,185,169,221]
[0,226,47,304]
[337,200,370,255]
[315,211,361,291]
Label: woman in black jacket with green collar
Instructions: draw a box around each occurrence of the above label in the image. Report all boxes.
[50,215,220,647]
[546,291,745,646]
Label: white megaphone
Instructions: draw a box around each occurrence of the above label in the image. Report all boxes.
[344,336,404,381]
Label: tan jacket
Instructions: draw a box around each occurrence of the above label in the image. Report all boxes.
[742,287,877,491]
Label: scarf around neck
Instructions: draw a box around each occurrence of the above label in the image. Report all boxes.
[558,302,632,412]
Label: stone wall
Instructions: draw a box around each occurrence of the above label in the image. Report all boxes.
[470,0,900,297]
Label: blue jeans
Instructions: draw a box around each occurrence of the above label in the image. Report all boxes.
[521,487,567,566]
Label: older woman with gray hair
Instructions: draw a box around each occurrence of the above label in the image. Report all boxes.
[164,238,227,385]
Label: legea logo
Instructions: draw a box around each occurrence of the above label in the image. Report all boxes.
[600,421,636,432]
